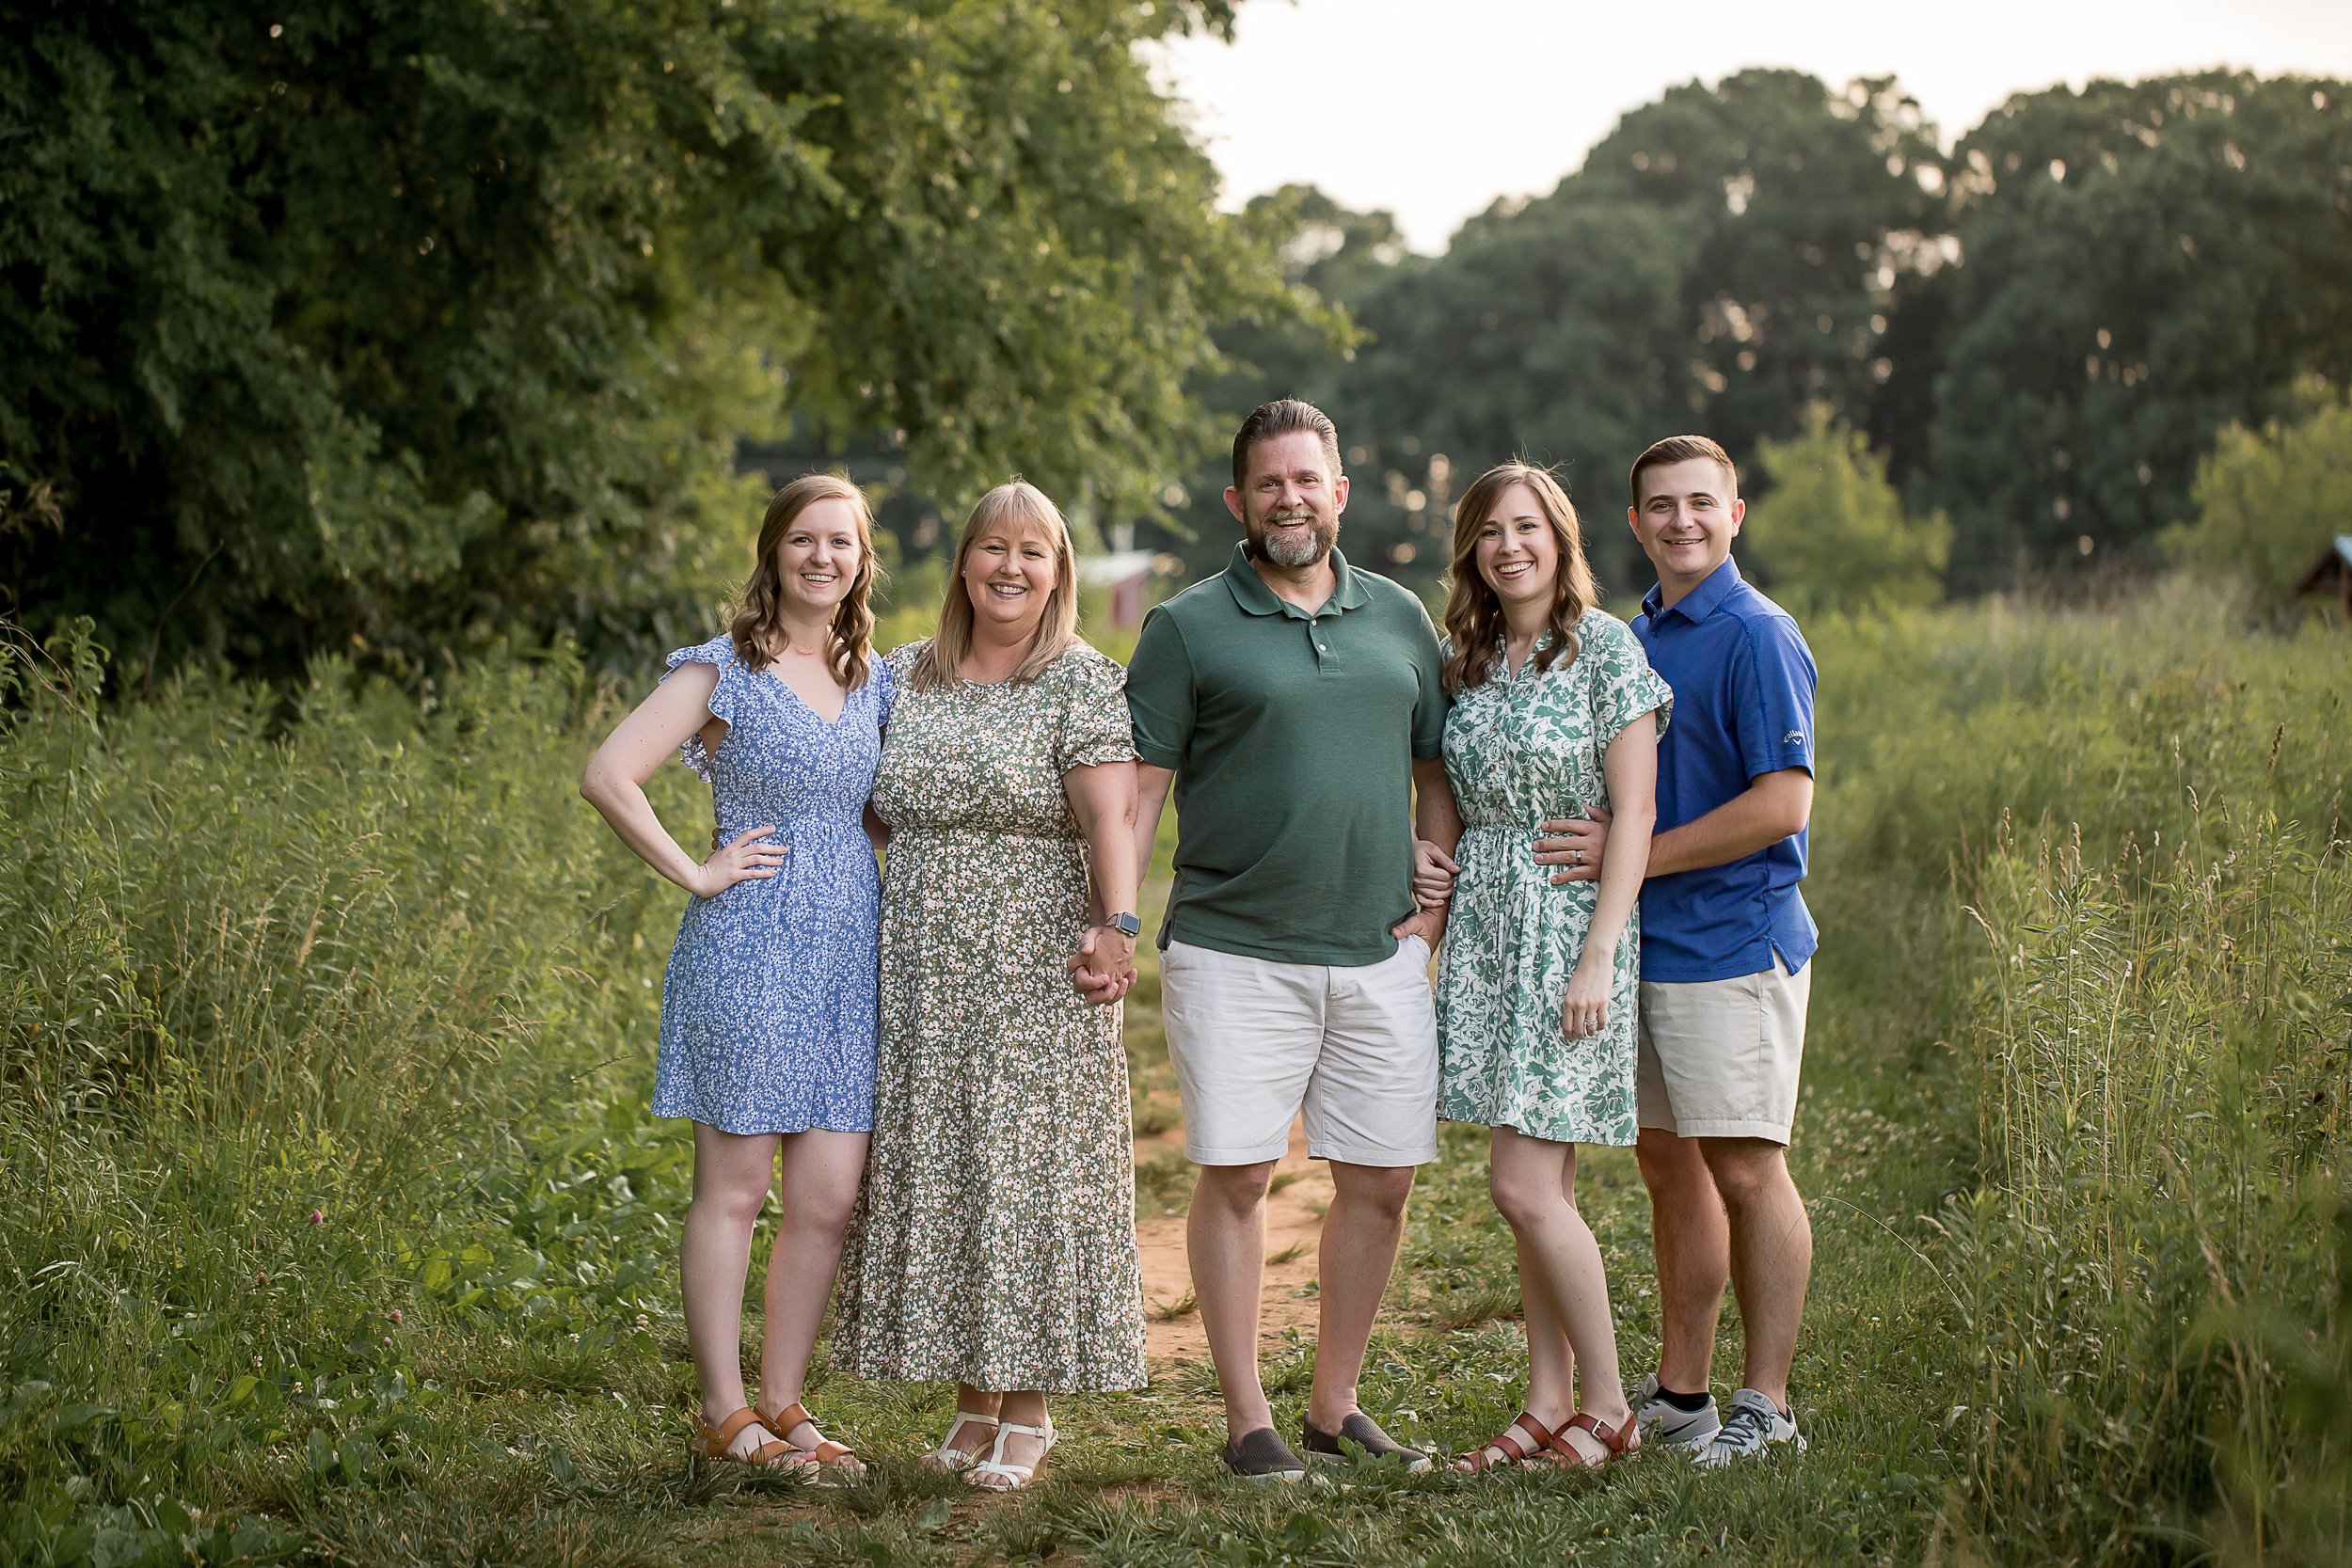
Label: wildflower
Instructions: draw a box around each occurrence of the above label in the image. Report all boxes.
[257,1271,269,1285]
[309,1210,324,1225]
[389,1309,403,1325]
[383,1336,394,1348]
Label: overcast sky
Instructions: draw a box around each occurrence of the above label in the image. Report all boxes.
[1152,0,2352,251]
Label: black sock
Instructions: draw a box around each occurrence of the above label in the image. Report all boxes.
[1652,1386,1710,1412]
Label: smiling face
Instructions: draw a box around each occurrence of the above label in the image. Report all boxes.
[1629,455,1744,594]
[960,518,1060,641]
[1472,482,1560,612]
[771,495,866,614]
[1228,429,1347,569]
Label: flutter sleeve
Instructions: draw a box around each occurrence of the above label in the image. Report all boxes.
[1583,612,1674,746]
[662,634,740,782]
[1055,646,1139,775]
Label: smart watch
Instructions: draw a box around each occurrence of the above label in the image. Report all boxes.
[1106,911,1141,939]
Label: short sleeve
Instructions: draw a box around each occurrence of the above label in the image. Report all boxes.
[1124,606,1195,770]
[867,645,897,724]
[1055,647,1138,774]
[662,634,739,781]
[1407,600,1450,761]
[1582,613,1674,745]
[1729,613,1818,781]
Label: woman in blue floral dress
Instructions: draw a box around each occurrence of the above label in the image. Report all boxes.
[1417,463,1672,1472]
[581,473,887,1476]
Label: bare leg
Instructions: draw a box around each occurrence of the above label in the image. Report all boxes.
[1189,1161,1278,1434]
[1488,1127,1630,1454]
[756,1129,867,1447]
[1304,1161,1415,1432]
[682,1123,782,1456]
[1636,1126,1729,1392]
[1698,1137,1812,1408]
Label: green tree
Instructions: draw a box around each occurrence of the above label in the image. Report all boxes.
[1746,404,1948,613]
[1900,71,2352,587]
[0,0,1308,677]
[2164,379,2352,600]
[1332,69,1948,593]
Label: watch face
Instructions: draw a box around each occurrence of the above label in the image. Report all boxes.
[1114,914,1141,937]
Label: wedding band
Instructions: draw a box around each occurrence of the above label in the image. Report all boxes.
[1571,849,1583,865]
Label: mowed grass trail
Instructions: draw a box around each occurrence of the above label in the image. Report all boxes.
[2,586,2344,1567]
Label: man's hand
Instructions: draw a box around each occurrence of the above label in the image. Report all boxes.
[1389,901,1447,951]
[1534,805,1612,886]
[1410,838,1458,908]
[1066,925,1138,1006]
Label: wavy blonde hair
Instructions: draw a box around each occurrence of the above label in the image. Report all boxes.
[1440,462,1598,695]
[906,480,1081,692]
[728,473,880,691]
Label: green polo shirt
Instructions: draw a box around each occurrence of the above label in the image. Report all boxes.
[1126,541,1448,966]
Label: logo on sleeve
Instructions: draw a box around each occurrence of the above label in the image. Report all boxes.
[1783,728,1805,746]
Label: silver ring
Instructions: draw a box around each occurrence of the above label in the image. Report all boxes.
[1571,848,1583,866]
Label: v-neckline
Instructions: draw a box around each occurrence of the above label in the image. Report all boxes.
[757,666,850,727]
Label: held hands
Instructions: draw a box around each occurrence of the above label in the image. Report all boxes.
[1066,925,1138,1007]
[1534,805,1612,885]
[695,824,787,898]
[1561,958,1611,1041]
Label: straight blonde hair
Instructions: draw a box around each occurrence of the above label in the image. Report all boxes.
[906,481,1081,692]
[729,473,880,691]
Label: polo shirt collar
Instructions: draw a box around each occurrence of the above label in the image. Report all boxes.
[1222,540,1373,617]
[1643,555,1743,625]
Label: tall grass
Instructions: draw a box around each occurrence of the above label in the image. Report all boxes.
[0,624,691,1564]
[1810,582,2352,1563]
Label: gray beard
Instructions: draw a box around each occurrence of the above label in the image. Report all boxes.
[1257,520,1334,568]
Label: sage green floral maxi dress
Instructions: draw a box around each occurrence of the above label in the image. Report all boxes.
[832,640,1146,1393]
[1435,610,1674,1147]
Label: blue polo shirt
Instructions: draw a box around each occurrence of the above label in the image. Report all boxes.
[1630,557,1818,982]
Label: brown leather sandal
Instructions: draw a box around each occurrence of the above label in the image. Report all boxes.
[757,1399,865,1481]
[1454,1411,1558,1473]
[1550,1408,1641,1469]
[693,1407,799,1467]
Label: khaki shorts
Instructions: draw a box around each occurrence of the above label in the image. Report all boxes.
[1158,937,1439,1167]
[1635,955,1812,1145]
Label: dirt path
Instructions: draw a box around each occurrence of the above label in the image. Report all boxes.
[1134,1117,1329,1367]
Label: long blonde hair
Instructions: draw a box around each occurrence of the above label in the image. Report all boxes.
[729,473,880,691]
[907,481,1080,692]
[1440,462,1598,695]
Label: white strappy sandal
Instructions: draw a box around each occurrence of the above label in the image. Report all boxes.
[966,1417,1057,1491]
[921,1408,1001,1473]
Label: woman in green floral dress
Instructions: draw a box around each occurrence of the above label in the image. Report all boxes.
[831,481,1143,1493]
[1421,462,1673,1471]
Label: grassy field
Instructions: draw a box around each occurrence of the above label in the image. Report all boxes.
[1,582,2345,1567]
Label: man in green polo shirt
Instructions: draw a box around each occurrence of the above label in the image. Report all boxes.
[1121,398,1453,1480]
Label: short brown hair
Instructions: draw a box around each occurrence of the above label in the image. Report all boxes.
[1629,435,1738,507]
[1232,398,1343,492]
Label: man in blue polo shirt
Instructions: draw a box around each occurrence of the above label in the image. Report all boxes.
[1533,435,1818,1466]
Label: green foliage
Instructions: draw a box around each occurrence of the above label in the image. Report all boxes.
[1903,71,2352,585]
[0,0,1311,681]
[1747,404,1949,613]
[2167,379,2352,601]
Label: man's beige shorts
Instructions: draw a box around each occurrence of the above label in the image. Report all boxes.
[1158,937,1439,1167]
[1635,955,1812,1145]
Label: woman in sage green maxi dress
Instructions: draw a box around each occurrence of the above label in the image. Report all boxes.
[832,481,1144,1494]
[1425,462,1672,1473]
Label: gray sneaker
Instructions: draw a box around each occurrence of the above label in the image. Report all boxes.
[1631,1373,1723,1451]
[1221,1425,1308,1481]
[1692,1386,1805,1468]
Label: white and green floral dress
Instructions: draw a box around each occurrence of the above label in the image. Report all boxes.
[1435,610,1674,1146]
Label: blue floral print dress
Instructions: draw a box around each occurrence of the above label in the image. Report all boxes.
[1434,610,1672,1146]
[652,634,893,1134]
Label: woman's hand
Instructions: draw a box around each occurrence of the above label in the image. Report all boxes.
[1068,925,1138,1006]
[1561,956,1612,1042]
[694,825,787,899]
[1411,838,1458,908]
